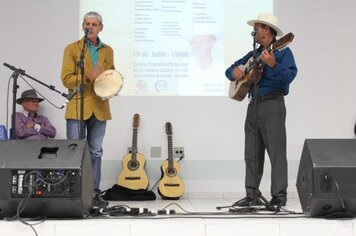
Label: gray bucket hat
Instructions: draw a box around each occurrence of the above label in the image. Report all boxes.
[16,89,44,104]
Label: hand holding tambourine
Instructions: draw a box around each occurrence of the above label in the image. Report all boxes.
[94,70,124,100]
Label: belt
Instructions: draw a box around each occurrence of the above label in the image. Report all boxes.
[250,91,284,103]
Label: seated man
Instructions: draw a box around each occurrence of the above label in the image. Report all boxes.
[15,89,56,140]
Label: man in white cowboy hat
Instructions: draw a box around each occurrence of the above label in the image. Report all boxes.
[225,13,297,208]
[15,89,56,140]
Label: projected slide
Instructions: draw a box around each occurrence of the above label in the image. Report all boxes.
[80,0,272,96]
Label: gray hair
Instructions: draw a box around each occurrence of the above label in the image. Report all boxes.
[83,11,103,25]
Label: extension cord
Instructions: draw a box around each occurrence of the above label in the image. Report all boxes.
[151,209,175,215]
[103,206,176,217]
[127,207,149,215]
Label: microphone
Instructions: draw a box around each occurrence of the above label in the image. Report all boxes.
[60,88,79,109]
[3,62,26,75]
[251,30,256,37]
[84,27,90,35]
[66,89,79,101]
[3,62,16,71]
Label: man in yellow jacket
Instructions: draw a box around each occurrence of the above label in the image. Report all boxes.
[61,11,115,207]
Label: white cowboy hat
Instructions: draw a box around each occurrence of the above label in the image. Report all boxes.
[247,13,283,36]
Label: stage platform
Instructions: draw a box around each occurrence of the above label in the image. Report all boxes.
[1,194,355,236]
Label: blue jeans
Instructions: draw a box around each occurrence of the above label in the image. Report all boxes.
[66,116,106,196]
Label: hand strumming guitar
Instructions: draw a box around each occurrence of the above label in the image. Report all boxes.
[232,67,244,81]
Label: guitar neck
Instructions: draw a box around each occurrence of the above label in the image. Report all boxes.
[131,128,138,161]
[252,37,288,69]
[243,44,275,74]
[167,134,174,170]
[255,54,264,66]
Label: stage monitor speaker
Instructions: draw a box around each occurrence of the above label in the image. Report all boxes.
[0,139,93,219]
[296,139,356,217]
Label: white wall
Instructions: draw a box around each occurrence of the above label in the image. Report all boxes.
[275,0,356,158]
[0,0,79,139]
[1,0,355,197]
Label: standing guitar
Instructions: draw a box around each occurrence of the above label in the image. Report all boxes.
[229,32,295,101]
[158,122,185,199]
[117,114,149,190]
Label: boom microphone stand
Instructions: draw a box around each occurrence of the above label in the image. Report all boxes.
[250,31,276,212]
[3,62,68,139]
[216,31,277,213]
[77,28,90,139]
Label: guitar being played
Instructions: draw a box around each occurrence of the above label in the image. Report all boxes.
[158,122,185,199]
[225,13,297,208]
[228,32,294,101]
[117,114,149,190]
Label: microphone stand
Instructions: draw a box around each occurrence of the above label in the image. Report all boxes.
[251,31,260,208]
[3,62,68,139]
[250,34,277,212]
[77,31,89,140]
[9,66,20,140]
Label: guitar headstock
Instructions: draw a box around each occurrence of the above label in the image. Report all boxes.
[272,32,294,51]
[133,114,140,128]
[165,122,172,135]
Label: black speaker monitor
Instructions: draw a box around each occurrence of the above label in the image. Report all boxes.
[297,139,356,217]
[0,139,93,218]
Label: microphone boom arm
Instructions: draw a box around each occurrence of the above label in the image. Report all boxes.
[3,62,68,98]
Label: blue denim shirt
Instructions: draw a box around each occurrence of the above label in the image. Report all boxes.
[225,47,297,96]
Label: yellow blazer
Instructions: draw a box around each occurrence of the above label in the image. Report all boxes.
[61,37,115,121]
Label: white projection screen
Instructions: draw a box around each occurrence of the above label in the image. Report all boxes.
[80,0,272,96]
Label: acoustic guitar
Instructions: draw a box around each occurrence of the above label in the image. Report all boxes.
[117,114,149,190]
[229,32,295,101]
[158,122,185,199]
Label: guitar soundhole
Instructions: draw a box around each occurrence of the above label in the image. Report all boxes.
[128,160,139,171]
[166,168,177,177]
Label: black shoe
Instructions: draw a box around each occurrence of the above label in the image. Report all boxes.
[269,196,287,207]
[92,195,109,208]
[234,196,263,207]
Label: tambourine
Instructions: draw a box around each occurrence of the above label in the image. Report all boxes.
[94,70,124,100]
